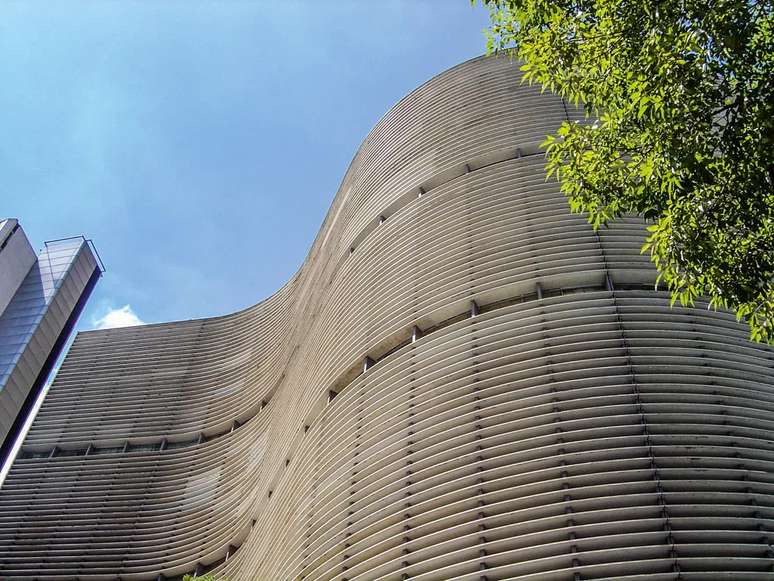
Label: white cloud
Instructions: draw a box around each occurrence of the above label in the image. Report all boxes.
[93,304,145,330]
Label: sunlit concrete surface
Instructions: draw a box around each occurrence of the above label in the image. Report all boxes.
[1,56,773,580]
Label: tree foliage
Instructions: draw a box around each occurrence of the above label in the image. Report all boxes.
[477,0,774,343]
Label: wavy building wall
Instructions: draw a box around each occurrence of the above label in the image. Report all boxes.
[1,56,774,580]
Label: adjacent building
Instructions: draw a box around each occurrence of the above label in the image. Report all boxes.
[1,57,773,580]
[0,220,102,467]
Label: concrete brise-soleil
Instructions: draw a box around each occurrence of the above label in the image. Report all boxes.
[1,56,774,580]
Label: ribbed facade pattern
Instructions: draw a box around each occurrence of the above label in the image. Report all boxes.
[1,56,773,580]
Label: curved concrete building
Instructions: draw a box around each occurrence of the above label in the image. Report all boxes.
[2,56,774,580]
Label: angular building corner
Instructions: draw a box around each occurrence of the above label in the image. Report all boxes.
[2,56,774,580]
[0,219,102,469]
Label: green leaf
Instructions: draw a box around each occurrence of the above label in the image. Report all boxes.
[480,0,774,344]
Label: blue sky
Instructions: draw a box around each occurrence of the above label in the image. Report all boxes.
[2,1,491,332]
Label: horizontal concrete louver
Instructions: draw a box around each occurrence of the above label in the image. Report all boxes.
[184,467,221,508]
[1,55,774,581]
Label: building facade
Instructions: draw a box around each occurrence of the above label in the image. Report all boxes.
[0,220,102,467]
[1,57,774,580]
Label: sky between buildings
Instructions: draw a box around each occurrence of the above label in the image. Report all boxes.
[2,1,491,333]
